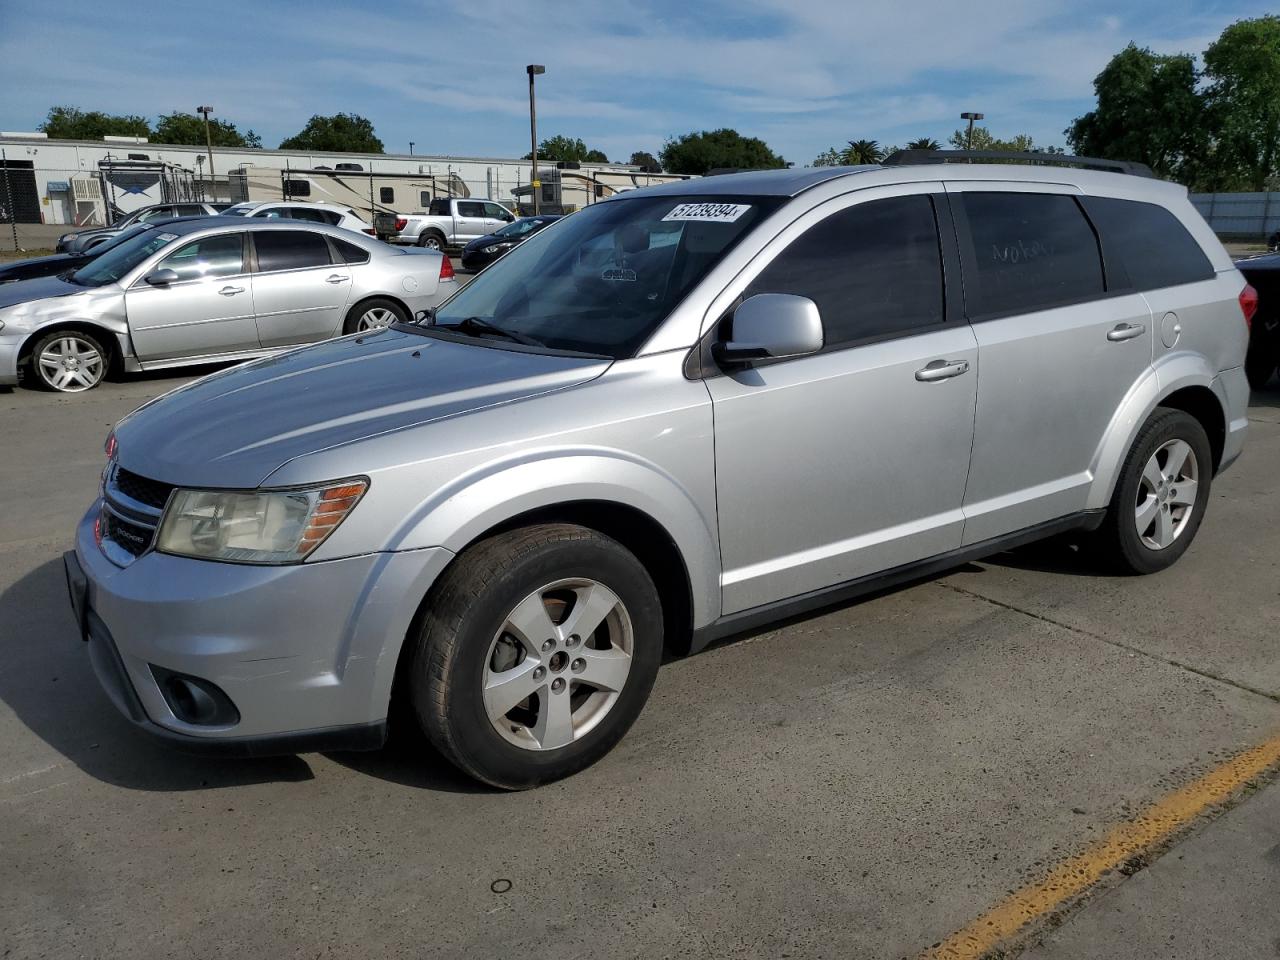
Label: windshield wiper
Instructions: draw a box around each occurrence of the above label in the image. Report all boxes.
[438,316,545,347]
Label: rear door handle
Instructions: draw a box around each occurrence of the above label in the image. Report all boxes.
[218,285,245,296]
[1107,322,1146,342]
[326,274,350,284]
[915,359,970,382]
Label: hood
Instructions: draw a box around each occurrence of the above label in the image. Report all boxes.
[113,328,611,488]
[0,274,89,311]
[1236,253,1280,272]
[0,252,77,278]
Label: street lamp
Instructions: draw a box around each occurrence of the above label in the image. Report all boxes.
[527,64,545,214]
[960,111,984,150]
[409,141,415,156]
[196,105,216,198]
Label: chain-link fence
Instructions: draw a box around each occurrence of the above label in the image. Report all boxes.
[1189,192,1280,242]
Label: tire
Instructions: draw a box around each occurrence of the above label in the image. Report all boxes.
[417,232,446,251]
[1096,408,1213,575]
[406,523,663,789]
[29,328,110,393]
[342,297,409,335]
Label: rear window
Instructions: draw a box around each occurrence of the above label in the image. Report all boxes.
[332,237,371,264]
[1082,197,1215,292]
[957,193,1105,318]
[253,231,333,271]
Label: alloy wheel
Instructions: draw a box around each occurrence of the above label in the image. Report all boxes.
[38,335,105,392]
[482,578,634,751]
[356,307,397,331]
[1134,438,1199,550]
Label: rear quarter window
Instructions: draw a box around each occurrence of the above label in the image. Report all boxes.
[957,192,1105,318]
[332,237,371,264]
[1081,197,1215,292]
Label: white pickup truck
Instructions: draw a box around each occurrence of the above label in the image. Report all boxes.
[374,198,516,250]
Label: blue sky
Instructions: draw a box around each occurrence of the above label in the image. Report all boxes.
[0,0,1273,164]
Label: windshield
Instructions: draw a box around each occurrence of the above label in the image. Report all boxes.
[93,223,152,254]
[69,229,181,287]
[495,217,551,239]
[222,206,254,217]
[432,195,777,357]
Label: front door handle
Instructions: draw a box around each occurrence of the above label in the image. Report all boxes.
[1107,322,1146,342]
[218,285,245,296]
[915,358,970,382]
[326,274,350,284]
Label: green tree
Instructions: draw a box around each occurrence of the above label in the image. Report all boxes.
[811,146,844,166]
[1066,44,1204,182]
[628,150,661,172]
[842,139,883,164]
[279,113,383,153]
[39,105,150,140]
[522,135,610,163]
[947,127,1043,152]
[659,128,786,175]
[906,137,941,150]
[1203,16,1280,191]
[152,112,259,148]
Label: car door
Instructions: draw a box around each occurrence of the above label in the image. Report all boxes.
[946,185,1155,544]
[706,186,979,615]
[125,232,257,361]
[249,229,353,346]
[482,201,513,234]
[454,201,488,243]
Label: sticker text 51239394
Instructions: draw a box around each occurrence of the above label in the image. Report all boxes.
[661,203,752,223]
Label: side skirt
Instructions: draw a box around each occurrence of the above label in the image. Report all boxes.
[689,509,1106,653]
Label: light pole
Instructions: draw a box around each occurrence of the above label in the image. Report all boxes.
[197,105,216,199]
[961,111,984,150]
[527,64,545,214]
[409,141,415,156]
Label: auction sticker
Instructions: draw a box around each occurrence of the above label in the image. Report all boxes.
[661,202,751,223]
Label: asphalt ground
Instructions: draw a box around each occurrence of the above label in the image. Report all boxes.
[1,361,1278,959]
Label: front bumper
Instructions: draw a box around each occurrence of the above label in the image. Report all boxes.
[0,335,19,386]
[70,505,454,752]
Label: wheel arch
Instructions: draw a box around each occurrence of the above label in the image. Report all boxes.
[18,319,125,372]
[345,293,412,325]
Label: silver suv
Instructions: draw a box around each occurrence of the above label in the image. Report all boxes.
[65,162,1252,788]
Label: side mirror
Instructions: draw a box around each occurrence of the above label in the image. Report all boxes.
[712,293,824,366]
[144,268,180,286]
[502,212,515,222]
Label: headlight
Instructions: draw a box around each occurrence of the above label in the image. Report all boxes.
[60,233,75,242]
[482,242,513,254]
[156,478,368,564]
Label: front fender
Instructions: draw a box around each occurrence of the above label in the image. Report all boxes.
[1086,352,1226,509]
[391,448,721,627]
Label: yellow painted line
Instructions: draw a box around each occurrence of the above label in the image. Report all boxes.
[923,733,1280,960]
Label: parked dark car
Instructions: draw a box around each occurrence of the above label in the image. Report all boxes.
[460,215,562,271]
[1235,254,1280,388]
[56,202,230,254]
[0,223,162,285]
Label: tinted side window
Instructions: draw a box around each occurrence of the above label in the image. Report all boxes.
[332,237,371,264]
[958,193,1104,317]
[174,204,207,217]
[744,195,945,347]
[458,201,485,218]
[1082,197,1215,291]
[158,233,244,281]
[484,202,509,218]
[254,231,333,271]
[288,207,330,224]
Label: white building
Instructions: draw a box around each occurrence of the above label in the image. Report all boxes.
[0,132,658,226]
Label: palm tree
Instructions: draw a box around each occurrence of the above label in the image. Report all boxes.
[843,139,884,164]
[906,137,941,151]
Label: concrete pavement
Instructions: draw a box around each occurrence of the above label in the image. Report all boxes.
[1,375,1277,959]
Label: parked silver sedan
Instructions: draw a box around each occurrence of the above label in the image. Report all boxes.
[0,218,457,392]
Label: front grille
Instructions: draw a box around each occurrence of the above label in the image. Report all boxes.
[101,507,155,557]
[113,467,174,511]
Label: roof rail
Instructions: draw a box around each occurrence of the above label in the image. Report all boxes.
[881,149,1155,178]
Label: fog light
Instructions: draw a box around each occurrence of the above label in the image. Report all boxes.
[150,666,240,726]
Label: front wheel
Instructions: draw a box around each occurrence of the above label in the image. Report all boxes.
[30,329,109,392]
[406,524,663,789]
[1096,408,1213,574]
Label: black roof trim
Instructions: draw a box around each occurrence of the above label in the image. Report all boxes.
[882,149,1155,178]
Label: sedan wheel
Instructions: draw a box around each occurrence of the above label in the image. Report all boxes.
[35,332,107,392]
[1134,439,1198,550]
[483,578,634,751]
[356,306,397,332]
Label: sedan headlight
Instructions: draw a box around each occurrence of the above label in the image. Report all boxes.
[156,479,368,564]
[482,242,513,254]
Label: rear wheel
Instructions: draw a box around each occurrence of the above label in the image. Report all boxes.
[1096,408,1212,574]
[342,297,408,335]
[418,232,446,251]
[29,329,109,393]
[406,523,663,789]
